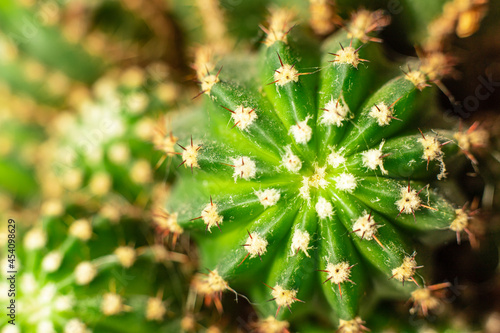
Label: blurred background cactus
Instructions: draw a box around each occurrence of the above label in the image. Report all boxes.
[0,0,499,332]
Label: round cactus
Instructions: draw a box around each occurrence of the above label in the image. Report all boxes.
[161,9,485,331]
[0,209,194,333]
[36,64,181,208]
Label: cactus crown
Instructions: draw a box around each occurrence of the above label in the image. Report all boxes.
[161,8,480,332]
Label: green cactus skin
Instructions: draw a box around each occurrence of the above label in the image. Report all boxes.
[161,9,483,331]
[0,210,192,333]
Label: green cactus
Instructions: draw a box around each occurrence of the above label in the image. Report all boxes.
[0,207,196,333]
[36,64,183,209]
[161,8,486,331]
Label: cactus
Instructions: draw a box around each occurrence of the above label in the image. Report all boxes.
[161,8,487,331]
[35,64,183,210]
[0,206,197,333]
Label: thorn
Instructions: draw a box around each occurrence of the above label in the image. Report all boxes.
[440,140,453,147]
[177,160,187,168]
[323,276,333,284]
[262,282,274,290]
[339,42,344,51]
[389,96,403,108]
[276,52,284,67]
[215,66,223,79]
[220,105,235,114]
[192,90,207,100]
[428,282,452,290]
[416,184,427,195]
[155,155,167,170]
[373,235,385,249]
[411,277,420,287]
[177,143,187,150]
[418,128,426,140]
[238,252,250,267]
[214,297,223,314]
[420,204,438,211]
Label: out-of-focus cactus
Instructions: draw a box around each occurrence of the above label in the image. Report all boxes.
[161,8,487,332]
[0,206,196,333]
[36,64,183,210]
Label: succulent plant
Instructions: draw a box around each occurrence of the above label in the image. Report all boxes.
[161,8,487,331]
[0,206,196,333]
